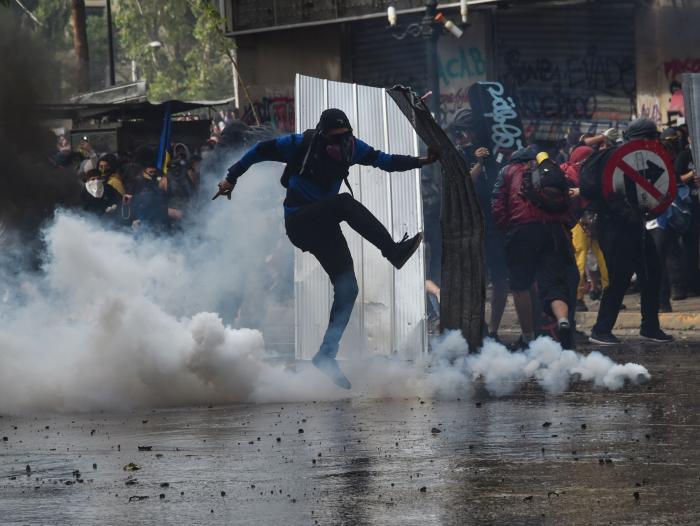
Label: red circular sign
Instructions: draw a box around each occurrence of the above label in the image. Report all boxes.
[602,139,677,216]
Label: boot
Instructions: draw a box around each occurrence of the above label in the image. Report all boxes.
[386,232,423,270]
[312,352,352,390]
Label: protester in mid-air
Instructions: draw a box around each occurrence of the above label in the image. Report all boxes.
[215,108,438,389]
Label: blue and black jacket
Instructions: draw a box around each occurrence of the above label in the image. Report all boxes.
[226,131,421,216]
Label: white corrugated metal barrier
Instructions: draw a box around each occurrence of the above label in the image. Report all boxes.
[294,74,426,361]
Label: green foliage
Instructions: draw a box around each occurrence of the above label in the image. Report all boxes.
[115,0,234,101]
[33,0,72,52]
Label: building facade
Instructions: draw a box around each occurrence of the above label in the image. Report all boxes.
[223,0,700,140]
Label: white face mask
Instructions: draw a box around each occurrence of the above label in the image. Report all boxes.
[85,179,104,198]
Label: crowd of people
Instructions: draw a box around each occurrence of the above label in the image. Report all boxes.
[447,113,697,350]
[50,114,257,233]
[44,104,698,353]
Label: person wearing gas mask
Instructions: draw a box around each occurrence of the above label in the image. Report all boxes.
[216,108,438,389]
[98,153,125,196]
[80,168,122,219]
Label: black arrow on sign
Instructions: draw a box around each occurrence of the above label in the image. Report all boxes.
[638,160,665,185]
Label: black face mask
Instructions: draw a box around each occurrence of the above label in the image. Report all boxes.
[321,132,355,164]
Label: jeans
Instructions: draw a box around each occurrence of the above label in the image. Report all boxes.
[285,193,394,359]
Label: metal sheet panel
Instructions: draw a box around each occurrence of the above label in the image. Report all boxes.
[294,75,330,360]
[683,73,700,171]
[294,74,426,360]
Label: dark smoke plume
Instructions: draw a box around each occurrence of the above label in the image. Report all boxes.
[0,15,81,255]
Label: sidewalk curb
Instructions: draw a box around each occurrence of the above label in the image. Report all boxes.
[495,312,700,332]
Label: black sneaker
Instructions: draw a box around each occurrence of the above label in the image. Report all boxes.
[576,299,588,312]
[640,328,674,343]
[589,288,602,301]
[659,303,673,313]
[388,232,423,270]
[557,320,574,350]
[671,289,687,301]
[508,335,530,352]
[311,353,352,389]
[589,332,621,346]
[574,329,589,345]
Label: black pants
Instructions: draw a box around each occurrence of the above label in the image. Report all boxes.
[593,217,660,334]
[504,223,574,317]
[285,193,394,359]
[650,227,684,305]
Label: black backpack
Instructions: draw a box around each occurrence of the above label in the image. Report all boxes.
[580,147,616,202]
[280,130,315,188]
[521,158,570,213]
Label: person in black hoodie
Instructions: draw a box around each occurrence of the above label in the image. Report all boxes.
[80,168,122,221]
[581,118,673,345]
[216,108,438,389]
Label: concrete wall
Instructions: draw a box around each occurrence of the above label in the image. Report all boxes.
[636,0,700,125]
[235,26,342,129]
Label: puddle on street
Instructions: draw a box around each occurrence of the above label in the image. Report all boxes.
[1,343,699,525]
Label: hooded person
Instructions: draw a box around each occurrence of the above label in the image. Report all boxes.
[80,168,123,219]
[216,108,439,389]
[581,118,673,345]
[98,153,125,196]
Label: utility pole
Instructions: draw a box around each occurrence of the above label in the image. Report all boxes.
[422,1,441,122]
[106,0,116,86]
[70,0,90,92]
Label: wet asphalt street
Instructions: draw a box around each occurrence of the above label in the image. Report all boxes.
[2,340,700,526]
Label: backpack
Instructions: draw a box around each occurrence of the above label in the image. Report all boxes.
[280,130,315,188]
[521,158,571,213]
[580,148,616,201]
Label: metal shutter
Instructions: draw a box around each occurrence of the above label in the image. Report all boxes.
[349,14,428,96]
[495,2,636,141]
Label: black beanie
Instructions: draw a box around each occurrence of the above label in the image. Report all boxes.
[317,108,352,132]
[626,118,660,140]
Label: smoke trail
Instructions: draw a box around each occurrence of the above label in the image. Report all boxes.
[0,200,651,413]
[0,145,652,413]
[0,17,651,414]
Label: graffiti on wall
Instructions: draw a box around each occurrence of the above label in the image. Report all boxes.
[664,58,700,81]
[638,95,662,125]
[437,12,488,124]
[242,96,295,132]
[438,46,487,120]
[499,46,636,121]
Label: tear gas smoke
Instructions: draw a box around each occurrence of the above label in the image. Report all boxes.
[0,16,650,414]
[0,16,82,249]
[0,152,651,413]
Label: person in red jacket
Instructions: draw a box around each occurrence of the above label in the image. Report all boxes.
[491,148,575,349]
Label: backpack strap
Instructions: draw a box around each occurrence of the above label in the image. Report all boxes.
[280,129,316,188]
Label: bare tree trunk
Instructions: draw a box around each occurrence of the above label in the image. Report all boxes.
[70,0,90,92]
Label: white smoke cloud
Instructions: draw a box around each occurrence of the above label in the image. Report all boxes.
[0,152,651,414]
